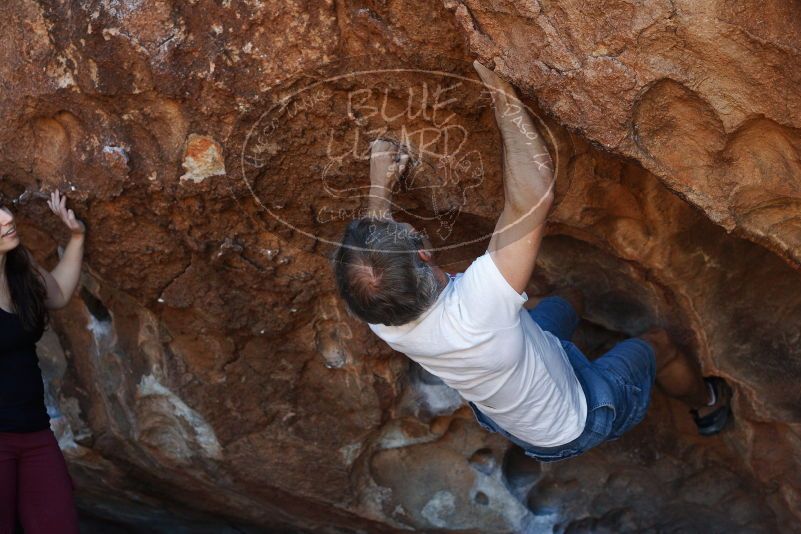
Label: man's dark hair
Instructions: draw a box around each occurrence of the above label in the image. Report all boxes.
[333,218,439,326]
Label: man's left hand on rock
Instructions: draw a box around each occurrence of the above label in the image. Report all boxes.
[369,138,410,191]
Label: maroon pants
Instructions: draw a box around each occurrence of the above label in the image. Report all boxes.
[0,429,79,534]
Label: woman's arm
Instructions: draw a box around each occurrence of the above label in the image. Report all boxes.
[36,190,85,310]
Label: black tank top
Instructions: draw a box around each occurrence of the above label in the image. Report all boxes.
[0,308,50,432]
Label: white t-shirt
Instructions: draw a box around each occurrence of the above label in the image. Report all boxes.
[369,251,587,447]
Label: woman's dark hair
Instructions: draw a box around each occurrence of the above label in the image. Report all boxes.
[333,218,440,326]
[6,244,48,334]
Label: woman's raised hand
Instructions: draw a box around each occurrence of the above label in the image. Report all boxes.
[47,190,85,236]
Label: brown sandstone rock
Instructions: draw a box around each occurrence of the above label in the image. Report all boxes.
[448,0,801,269]
[0,0,798,531]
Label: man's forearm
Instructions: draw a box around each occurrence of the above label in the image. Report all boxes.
[367,139,409,220]
[498,100,554,223]
[475,60,554,292]
[367,185,393,219]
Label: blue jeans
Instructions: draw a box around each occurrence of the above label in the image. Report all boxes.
[468,297,657,462]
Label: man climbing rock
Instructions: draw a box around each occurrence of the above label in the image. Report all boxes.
[332,60,732,462]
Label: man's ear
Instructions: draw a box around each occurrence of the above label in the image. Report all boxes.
[417,249,432,262]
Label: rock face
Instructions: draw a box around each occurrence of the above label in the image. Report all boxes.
[449,0,801,268]
[2,0,800,531]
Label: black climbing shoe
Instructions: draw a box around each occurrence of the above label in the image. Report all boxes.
[691,376,732,436]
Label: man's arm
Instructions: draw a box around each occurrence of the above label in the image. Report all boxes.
[366,139,409,219]
[474,61,555,293]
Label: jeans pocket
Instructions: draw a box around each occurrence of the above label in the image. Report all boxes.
[613,384,646,437]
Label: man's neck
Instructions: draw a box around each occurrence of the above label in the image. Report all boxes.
[435,270,451,295]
